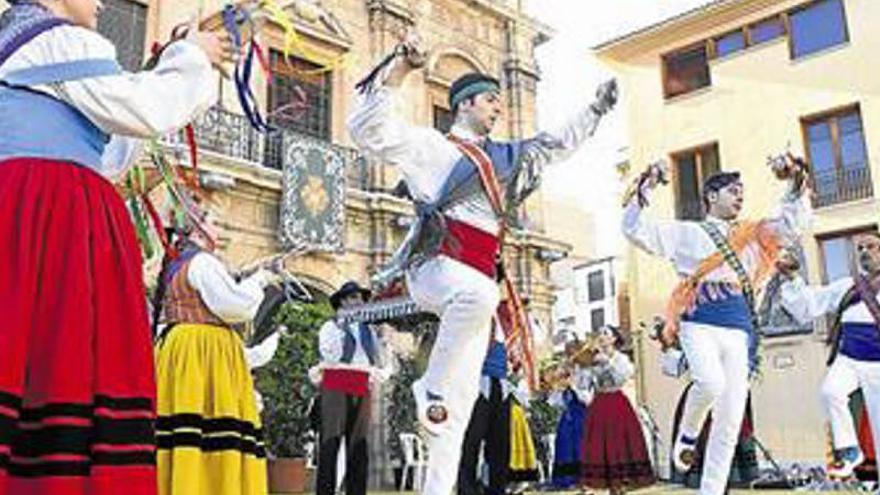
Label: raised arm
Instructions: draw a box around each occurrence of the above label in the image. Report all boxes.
[620,168,688,260]
[763,154,812,243]
[346,36,442,181]
[510,80,617,201]
[764,189,811,245]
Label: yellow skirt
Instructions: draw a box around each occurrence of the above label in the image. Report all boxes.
[155,323,267,495]
[509,401,539,480]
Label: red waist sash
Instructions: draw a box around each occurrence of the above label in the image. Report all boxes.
[439,217,500,279]
[321,368,370,397]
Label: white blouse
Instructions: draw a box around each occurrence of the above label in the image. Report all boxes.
[0,25,217,179]
[187,252,270,324]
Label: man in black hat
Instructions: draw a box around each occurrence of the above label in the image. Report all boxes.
[348,33,616,495]
[622,160,809,495]
[314,281,387,495]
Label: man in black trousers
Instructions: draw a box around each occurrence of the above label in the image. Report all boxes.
[315,281,387,494]
[457,323,512,495]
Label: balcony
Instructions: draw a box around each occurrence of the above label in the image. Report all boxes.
[811,165,874,208]
[165,105,371,191]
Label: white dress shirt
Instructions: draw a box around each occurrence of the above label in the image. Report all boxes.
[347,81,604,235]
[622,189,809,282]
[317,319,389,379]
[779,276,854,324]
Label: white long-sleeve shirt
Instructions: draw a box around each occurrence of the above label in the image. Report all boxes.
[0,25,216,178]
[780,274,880,358]
[347,81,604,234]
[318,319,389,377]
[244,332,281,370]
[780,275,880,361]
[187,252,269,324]
[779,276,853,324]
[621,188,809,282]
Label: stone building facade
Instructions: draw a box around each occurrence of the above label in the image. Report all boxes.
[56,0,571,486]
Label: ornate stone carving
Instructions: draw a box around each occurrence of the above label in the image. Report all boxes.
[366,0,415,34]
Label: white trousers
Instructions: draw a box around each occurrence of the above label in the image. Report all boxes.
[822,354,880,481]
[407,255,500,495]
[678,322,750,495]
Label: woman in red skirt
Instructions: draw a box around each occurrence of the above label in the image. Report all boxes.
[0,0,232,493]
[578,326,655,494]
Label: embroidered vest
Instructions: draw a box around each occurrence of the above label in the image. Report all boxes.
[162,259,226,327]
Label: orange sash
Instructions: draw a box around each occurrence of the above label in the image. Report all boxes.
[661,220,782,345]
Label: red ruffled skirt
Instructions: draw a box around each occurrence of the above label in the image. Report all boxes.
[580,391,655,490]
[0,159,156,495]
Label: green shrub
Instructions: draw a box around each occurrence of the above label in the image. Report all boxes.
[255,301,332,458]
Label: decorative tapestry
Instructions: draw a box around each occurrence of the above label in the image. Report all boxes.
[279,133,346,252]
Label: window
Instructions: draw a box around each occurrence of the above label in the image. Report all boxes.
[265,53,332,168]
[587,271,605,303]
[789,0,849,59]
[433,106,453,134]
[803,107,872,207]
[749,16,785,45]
[590,308,605,332]
[818,228,878,282]
[820,236,855,282]
[578,260,618,334]
[97,0,147,71]
[663,44,710,98]
[672,143,720,220]
[715,30,746,58]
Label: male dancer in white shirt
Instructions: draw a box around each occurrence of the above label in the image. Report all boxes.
[348,34,616,495]
[777,232,880,481]
[622,162,808,495]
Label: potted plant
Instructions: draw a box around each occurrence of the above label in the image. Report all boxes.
[255,301,331,493]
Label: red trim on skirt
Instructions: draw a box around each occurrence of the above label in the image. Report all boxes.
[0,159,156,495]
[580,391,655,490]
[321,368,370,397]
[439,217,499,279]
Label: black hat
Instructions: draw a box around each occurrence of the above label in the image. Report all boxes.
[329,281,371,310]
[449,72,500,110]
[702,171,741,194]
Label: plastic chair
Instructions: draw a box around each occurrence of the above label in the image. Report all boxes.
[399,432,428,491]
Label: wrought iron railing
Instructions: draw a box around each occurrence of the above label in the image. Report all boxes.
[811,165,874,208]
[165,105,371,191]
